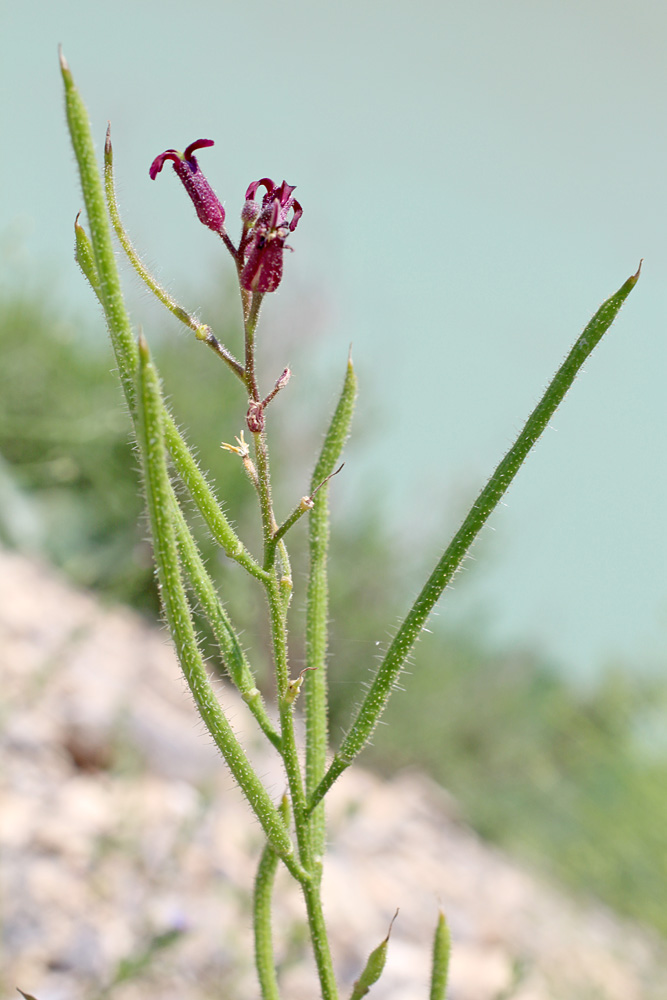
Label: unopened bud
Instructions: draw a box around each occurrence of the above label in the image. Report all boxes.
[149,140,226,234]
[241,199,261,225]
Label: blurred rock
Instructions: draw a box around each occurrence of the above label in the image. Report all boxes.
[1,548,666,1000]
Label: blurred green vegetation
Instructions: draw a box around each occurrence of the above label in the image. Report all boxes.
[2,287,666,938]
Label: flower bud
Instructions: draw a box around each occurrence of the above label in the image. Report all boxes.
[149,140,225,234]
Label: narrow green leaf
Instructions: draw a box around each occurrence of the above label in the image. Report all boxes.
[171,494,281,749]
[305,355,357,860]
[60,49,138,407]
[429,911,451,1000]
[310,352,358,489]
[311,266,641,806]
[136,334,303,876]
[161,406,267,580]
[349,911,397,1000]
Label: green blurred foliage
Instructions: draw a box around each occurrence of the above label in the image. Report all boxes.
[331,631,667,935]
[2,288,667,938]
[0,286,251,616]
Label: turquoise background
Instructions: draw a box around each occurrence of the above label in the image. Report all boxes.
[2,0,666,677]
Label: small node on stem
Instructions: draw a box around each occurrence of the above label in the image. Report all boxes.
[246,400,265,433]
[245,367,293,433]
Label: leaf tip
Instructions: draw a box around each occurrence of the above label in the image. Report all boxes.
[138,331,150,362]
[58,45,71,78]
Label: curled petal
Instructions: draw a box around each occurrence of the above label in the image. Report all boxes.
[149,149,182,180]
[184,138,215,158]
[245,177,275,202]
[289,200,303,232]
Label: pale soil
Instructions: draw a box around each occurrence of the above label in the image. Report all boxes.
[1,548,666,1000]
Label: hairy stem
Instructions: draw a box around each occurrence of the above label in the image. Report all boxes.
[136,336,305,877]
[171,493,281,750]
[253,797,291,1000]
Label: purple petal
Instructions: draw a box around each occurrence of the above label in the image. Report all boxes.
[149,149,182,180]
[245,178,275,202]
[289,199,303,231]
[184,138,215,159]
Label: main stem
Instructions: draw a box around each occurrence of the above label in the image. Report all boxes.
[243,296,339,1000]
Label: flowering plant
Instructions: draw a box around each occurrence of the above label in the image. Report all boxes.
[57,48,639,1000]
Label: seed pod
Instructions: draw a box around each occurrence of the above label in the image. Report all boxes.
[429,910,451,1000]
[349,911,398,1000]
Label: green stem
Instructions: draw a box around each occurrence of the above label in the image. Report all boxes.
[162,409,267,582]
[301,879,340,1000]
[171,494,281,750]
[253,797,290,1000]
[267,570,339,1000]
[244,293,264,401]
[310,266,641,808]
[136,335,305,879]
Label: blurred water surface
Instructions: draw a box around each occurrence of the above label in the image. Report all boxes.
[2,0,666,676]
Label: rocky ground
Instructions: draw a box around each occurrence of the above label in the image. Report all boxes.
[2,548,666,1000]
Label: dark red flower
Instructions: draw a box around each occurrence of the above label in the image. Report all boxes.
[240,178,302,293]
[149,140,225,233]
